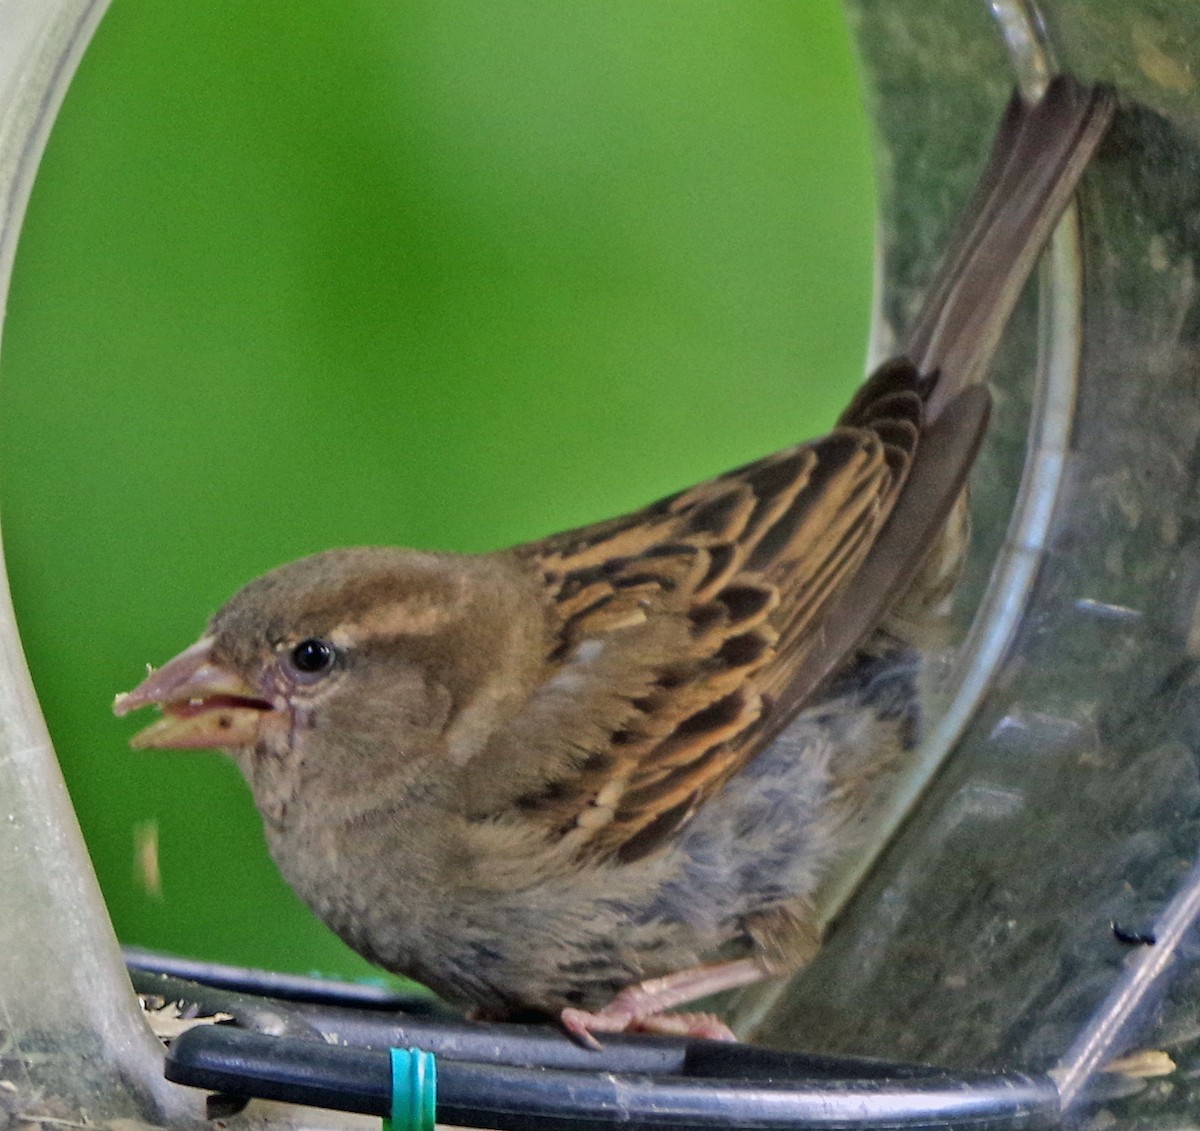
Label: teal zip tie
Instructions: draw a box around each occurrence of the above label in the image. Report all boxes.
[383,1046,436,1131]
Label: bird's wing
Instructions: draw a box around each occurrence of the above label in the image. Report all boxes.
[479,360,965,864]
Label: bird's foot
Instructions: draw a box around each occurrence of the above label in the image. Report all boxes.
[559,957,764,1048]
[561,1001,735,1048]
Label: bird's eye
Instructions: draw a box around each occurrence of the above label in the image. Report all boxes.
[286,637,337,680]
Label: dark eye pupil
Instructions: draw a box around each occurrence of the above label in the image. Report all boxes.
[291,638,334,674]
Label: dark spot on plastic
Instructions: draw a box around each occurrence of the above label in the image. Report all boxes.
[1111,920,1156,946]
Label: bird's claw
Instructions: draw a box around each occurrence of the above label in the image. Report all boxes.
[560,1004,736,1048]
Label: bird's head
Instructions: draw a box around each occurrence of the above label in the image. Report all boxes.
[114,546,547,819]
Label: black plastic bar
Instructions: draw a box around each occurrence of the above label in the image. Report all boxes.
[166,1026,1063,1131]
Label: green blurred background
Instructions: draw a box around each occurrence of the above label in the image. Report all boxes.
[0,2,873,983]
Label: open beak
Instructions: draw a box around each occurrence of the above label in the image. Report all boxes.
[113,637,275,749]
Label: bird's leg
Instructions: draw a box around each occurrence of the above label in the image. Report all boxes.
[560,957,767,1048]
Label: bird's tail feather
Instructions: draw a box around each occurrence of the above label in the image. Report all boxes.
[908,76,1115,421]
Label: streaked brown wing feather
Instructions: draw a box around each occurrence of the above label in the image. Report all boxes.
[493,359,927,863]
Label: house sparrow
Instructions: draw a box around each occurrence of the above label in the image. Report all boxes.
[114,76,1113,1046]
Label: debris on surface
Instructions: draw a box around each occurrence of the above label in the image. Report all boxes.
[137,995,232,1043]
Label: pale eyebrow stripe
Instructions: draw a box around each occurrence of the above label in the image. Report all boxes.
[329,600,451,647]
